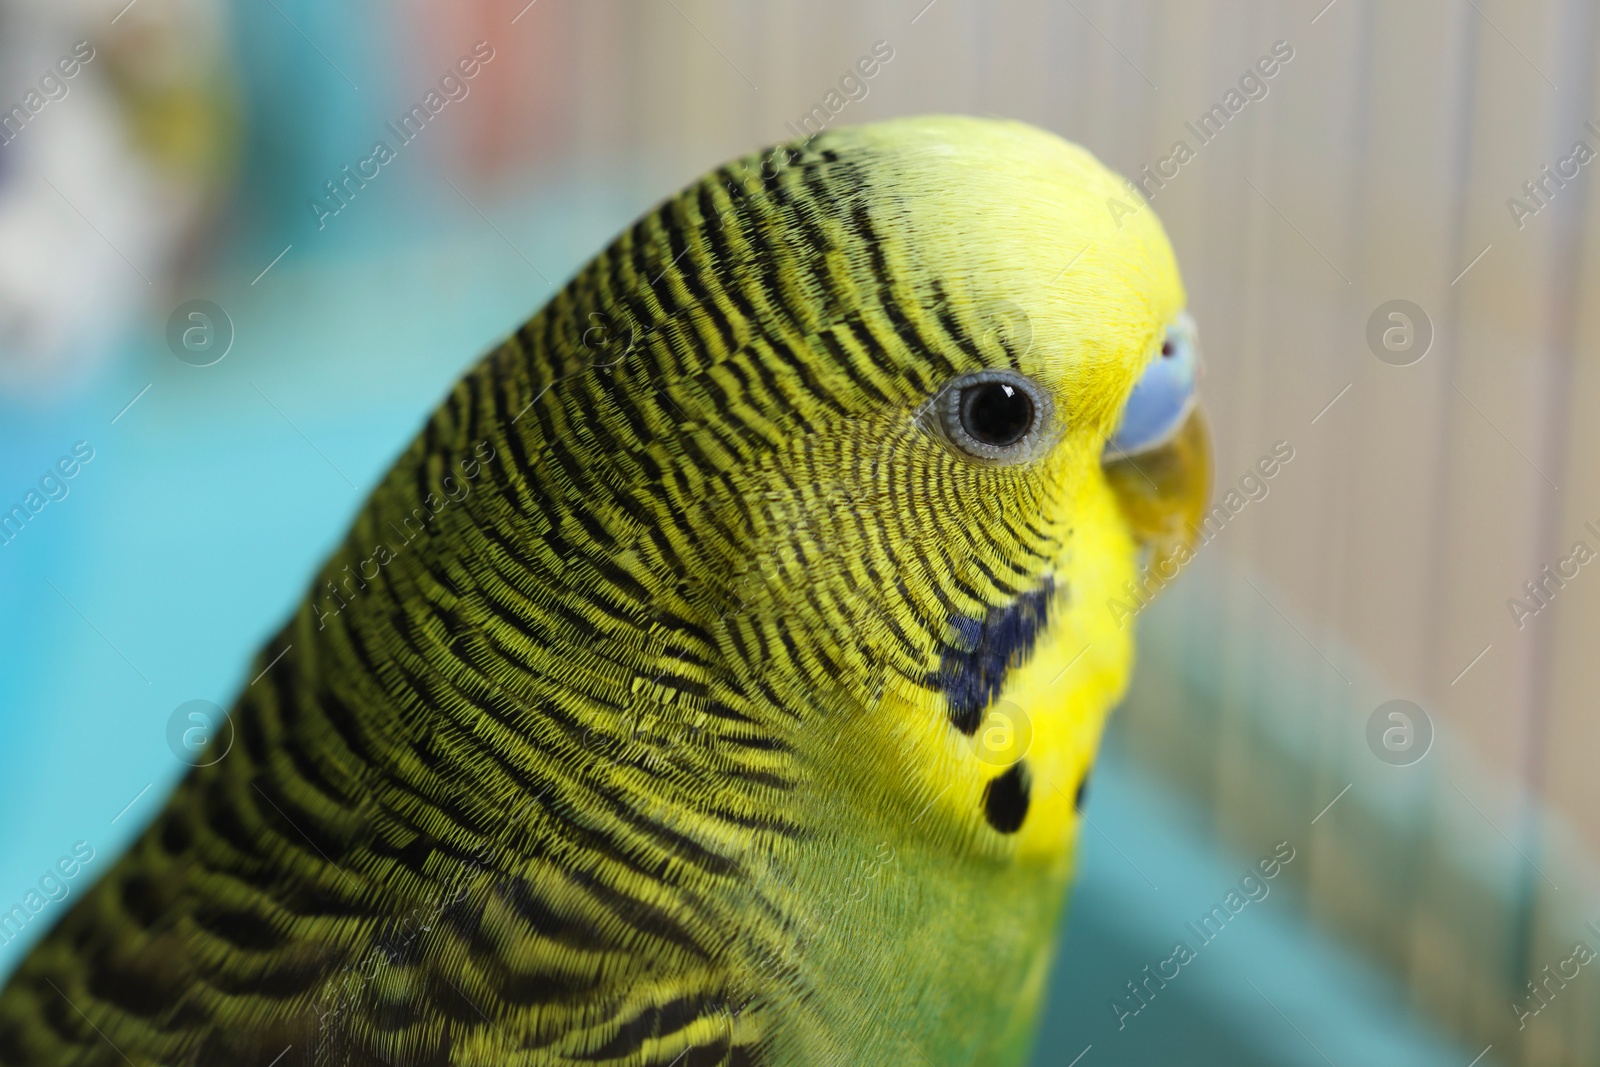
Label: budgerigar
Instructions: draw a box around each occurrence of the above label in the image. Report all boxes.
[0,115,1209,1066]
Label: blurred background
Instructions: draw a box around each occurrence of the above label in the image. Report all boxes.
[2,0,1597,1063]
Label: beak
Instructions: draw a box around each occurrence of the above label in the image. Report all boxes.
[1102,403,1212,581]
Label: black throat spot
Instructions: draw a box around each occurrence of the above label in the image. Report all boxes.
[983,761,1032,834]
[927,577,1056,735]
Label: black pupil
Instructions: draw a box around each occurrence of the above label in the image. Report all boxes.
[960,381,1034,447]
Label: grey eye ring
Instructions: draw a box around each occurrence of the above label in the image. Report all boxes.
[932,369,1057,464]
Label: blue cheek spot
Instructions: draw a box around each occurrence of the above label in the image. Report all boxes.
[1106,313,1199,457]
[928,577,1055,736]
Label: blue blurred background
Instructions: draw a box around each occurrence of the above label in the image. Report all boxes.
[6,1,1600,1063]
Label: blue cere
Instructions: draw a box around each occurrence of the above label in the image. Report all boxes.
[1106,312,1200,457]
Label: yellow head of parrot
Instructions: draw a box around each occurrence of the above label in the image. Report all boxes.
[659,115,1211,850]
[823,115,1213,587]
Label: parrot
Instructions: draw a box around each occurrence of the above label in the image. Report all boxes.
[0,114,1209,1066]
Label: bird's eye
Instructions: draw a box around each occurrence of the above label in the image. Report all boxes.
[1106,312,1200,458]
[936,369,1055,463]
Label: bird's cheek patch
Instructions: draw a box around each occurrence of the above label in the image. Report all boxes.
[925,577,1056,735]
